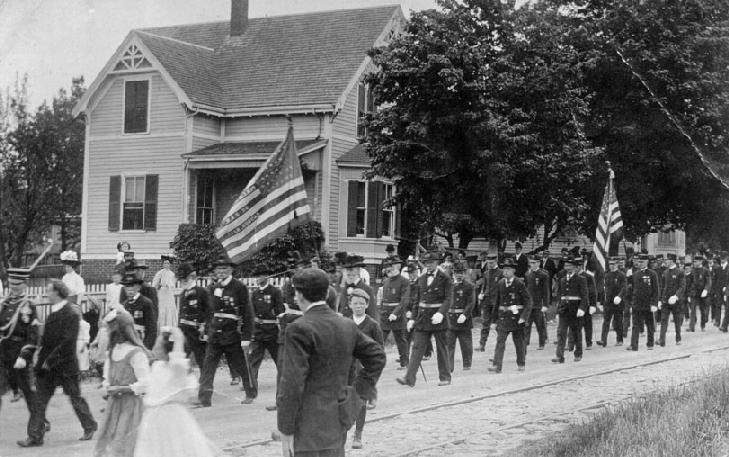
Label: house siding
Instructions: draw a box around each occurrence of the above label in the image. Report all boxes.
[193,114,220,139]
[224,115,322,140]
[85,71,187,259]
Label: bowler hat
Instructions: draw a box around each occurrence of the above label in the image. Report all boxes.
[341,255,365,269]
[694,255,705,261]
[383,255,403,267]
[385,244,395,253]
[125,259,148,271]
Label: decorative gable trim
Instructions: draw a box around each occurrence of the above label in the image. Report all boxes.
[74,31,193,117]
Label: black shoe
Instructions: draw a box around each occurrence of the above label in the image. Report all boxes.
[44,422,51,433]
[574,356,582,362]
[241,397,255,405]
[422,355,431,361]
[437,380,451,386]
[551,358,564,364]
[192,402,211,408]
[676,340,682,345]
[721,328,728,333]
[585,344,592,350]
[265,404,277,411]
[616,341,623,346]
[11,392,22,402]
[488,358,494,364]
[537,345,545,350]
[625,346,637,351]
[463,366,471,371]
[397,366,406,370]
[80,429,96,441]
[487,367,501,373]
[647,346,654,351]
[230,377,240,386]
[17,438,43,448]
[478,344,485,352]
[396,377,414,387]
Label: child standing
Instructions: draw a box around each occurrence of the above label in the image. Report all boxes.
[94,310,151,457]
[135,327,219,457]
[348,288,384,450]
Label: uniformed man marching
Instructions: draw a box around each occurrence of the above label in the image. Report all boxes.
[659,253,686,346]
[378,256,410,370]
[121,273,157,349]
[447,262,475,372]
[477,254,503,351]
[524,256,550,350]
[396,250,453,387]
[687,256,711,332]
[197,256,257,407]
[0,268,42,426]
[249,275,285,389]
[627,254,659,351]
[488,258,531,373]
[598,257,626,347]
[552,256,588,364]
[176,263,212,373]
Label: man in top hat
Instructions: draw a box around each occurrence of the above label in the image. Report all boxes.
[339,255,377,319]
[552,256,589,363]
[60,251,85,305]
[627,254,659,351]
[447,262,475,371]
[513,242,529,278]
[397,250,453,387]
[659,253,686,346]
[126,259,158,325]
[249,274,285,390]
[540,250,558,281]
[0,268,43,429]
[488,257,532,373]
[598,257,627,347]
[712,251,729,329]
[379,256,411,370]
[385,243,396,258]
[525,256,550,350]
[687,255,712,332]
[121,273,157,349]
[478,254,503,351]
[176,262,212,372]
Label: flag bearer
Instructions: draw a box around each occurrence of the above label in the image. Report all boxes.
[446,262,475,372]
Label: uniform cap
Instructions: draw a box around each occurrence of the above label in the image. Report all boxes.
[694,255,704,261]
[637,254,650,261]
[176,262,196,280]
[666,253,677,261]
[500,257,517,269]
[383,256,403,267]
[212,255,236,268]
[564,256,580,266]
[121,273,143,286]
[125,259,148,271]
[349,288,370,303]
[341,255,365,269]
[453,262,467,273]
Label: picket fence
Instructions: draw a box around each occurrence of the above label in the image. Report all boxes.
[17,277,288,323]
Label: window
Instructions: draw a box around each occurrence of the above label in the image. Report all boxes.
[124,80,149,134]
[356,82,374,138]
[346,180,396,238]
[108,174,158,232]
[657,231,677,246]
[196,175,215,225]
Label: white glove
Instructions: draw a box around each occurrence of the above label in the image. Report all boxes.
[541,306,548,313]
[388,313,398,322]
[702,289,708,298]
[589,306,596,315]
[597,304,604,313]
[13,358,26,369]
[651,305,658,313]
[668,295,678,305]
[657,301,662,310]
[509,305,519,315]
[478,293,485,301]
[431,312,444,325]
[576,309,585,317]
[240,340,250,349]
[518,318,526,324]
[407,320,415,331]
[614,296,622,305]
[405,311,413,319]
[457,314,467,324]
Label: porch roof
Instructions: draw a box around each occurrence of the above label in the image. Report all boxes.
[182,138,328,169]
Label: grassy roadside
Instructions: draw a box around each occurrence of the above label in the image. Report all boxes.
[507,366,729,457]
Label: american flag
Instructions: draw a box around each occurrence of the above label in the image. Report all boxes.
[592,168,623,272]
[216,124,311,263]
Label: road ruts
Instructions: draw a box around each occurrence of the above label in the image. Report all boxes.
[231,344,729,457]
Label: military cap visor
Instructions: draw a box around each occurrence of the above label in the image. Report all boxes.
[349,288,370,302]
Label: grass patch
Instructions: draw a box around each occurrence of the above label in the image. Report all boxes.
[507,366,729,457]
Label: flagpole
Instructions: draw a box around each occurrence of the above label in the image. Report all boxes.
[605,161,613,259]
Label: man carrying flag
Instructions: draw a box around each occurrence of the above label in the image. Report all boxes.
[592,163,624,276]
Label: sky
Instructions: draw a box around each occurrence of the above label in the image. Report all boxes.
[0,0,439,107]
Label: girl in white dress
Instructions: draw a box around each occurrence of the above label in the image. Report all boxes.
[134,327,219,457]
[77,313,91,372]
[152,256,178,329]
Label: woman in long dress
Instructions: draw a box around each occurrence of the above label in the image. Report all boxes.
[135,327,219,457]
[94,310,151,457]
[152,255,178,329]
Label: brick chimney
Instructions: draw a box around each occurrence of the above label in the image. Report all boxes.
[230,0,249,37]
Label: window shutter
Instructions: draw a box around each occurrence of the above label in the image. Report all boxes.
[347,181,359,237]
[356,83,365,137]
[108,175,121,232]
[144,174,158,231]
[394,201,403,240]
[374,181,385,238]
[366,181,380,238]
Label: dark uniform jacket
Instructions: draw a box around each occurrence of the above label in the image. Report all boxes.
[492,277,532,327]
[478,267,503,313]
[411,269,452,332]
[140,283,158,323]
[514,253,529,278]
[713,264,729,298]
[282,278,296,307]
[207,277,253,346]
[338,280,377,319]
[178,285,212,333]
[448,279,475,330]
[124,294,157,349]
[35,302,81,376]
[379,275,410,331]
[556,273,589,315]
[540,258,558,279]
[251,284,285,342]
[630,268,660,311]
[277,305,386,453]
[688,267,711,298]
[525,269,550,310]
[604,270,627,306]
[661,267,686,305]
[581,271,598,311]
[0,294,40,364]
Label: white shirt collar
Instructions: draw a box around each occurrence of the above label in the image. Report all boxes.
[51,300,68,313]
[220,276,233,287]
[133,293,141,300]
[304,300,328,313]
[669,265,677,270]
[353,314,366,325]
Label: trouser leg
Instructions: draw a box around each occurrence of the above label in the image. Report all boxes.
[446,330,457,373]
[534,309,547,347]
[433,331,450,382]
[355,403,367,433]
[199,344,223,405]
[248,341,266,388]
[615,307,624,342]
[674,308,683,342]
[645,311,655,347]
[480,307,492,346]
[28,372,57,442]
[424,337,433,358]
[570,316,583,358]
[583,313,593,346]
[225,343,257,398]
[393,330,409,367]
[659,307,670,345]
[513,326,526,367]
[555,315,568,361]
[492,327,509,370]
[700,298,709,329]
[524,313,534,346]
[459,329,473,368]
[721,298,729,330]
[689,299,697,330]
[404,331,428,386]
[62,374,97,433]
[601,306,613,344]
[631,311,644,349]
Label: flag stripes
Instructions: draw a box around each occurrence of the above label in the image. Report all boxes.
[592,169,623,272]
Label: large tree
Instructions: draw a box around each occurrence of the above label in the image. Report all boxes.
[365,0,603,250]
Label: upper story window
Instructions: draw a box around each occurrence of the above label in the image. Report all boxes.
[124,80,150,134]
[108,174,158,232]
[356,82,374,139]
[346,180,396,239]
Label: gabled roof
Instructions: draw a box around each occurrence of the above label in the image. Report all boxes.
[75,5,402,117]
[337,143,372,166]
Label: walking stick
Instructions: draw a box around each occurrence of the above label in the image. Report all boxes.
[419,362,427,383]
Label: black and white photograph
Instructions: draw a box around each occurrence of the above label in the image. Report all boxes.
[1,0,729,455]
